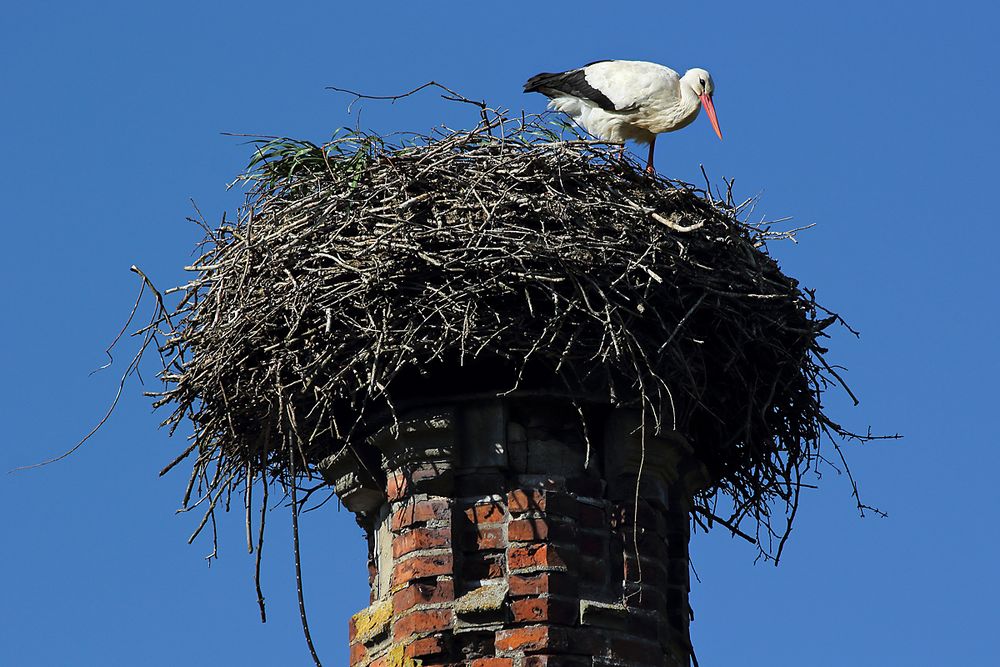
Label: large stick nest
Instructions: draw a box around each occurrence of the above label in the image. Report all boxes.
[150,107,861,556]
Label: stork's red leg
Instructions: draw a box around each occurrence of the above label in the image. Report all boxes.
[645,138,656,175]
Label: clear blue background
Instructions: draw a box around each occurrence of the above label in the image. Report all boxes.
[2,1,997,665]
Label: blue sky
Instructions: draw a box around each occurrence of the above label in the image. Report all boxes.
[2,1,997,665]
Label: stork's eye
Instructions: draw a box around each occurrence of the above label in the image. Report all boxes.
[699,78,706,87]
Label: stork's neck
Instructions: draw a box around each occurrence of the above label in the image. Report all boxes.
[678,81,702,117]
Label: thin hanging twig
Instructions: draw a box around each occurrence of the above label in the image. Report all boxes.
[289,449,323,667]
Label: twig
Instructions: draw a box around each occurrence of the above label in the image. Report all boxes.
[651,211,704,233]
[256,470,268,623]
[11,272,158,472]
[691,506,757,545]
[326,80,487,114]
[290,449,323,667]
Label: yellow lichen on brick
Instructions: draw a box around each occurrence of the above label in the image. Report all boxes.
[385,644,422,667]
[352,599,393,644]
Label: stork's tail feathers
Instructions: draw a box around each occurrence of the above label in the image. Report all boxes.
[523,72,558,95]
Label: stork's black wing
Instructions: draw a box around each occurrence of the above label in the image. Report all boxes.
[523,61,617,112]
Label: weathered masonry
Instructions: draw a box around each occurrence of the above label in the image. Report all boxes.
[322,398,709,667]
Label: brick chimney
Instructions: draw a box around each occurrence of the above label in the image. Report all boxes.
[321,397,709,667]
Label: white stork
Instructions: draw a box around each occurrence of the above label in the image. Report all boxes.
[524,60,723,174]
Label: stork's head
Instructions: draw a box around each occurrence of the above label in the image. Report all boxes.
[683,68,723,141]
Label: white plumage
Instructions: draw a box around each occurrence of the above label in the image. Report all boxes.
[524,60,723,173]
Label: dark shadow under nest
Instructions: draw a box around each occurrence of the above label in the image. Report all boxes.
[143,104,877,574]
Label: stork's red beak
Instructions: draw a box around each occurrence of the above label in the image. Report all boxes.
[700,93,723,141]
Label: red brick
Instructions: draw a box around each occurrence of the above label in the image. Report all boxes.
[393,579,456,615]
[495,626,592,654]
[507,572,578,597]
[664,586,689,618]
[509,517,545,542]
[576,502,606,528]
[404,634,446,658]
[624,556,667,586]
[610,501,664,531]
[609,636,662,663]
[665,555,689,585]
[617,530,668,560]
[391,498,451,531]
[509,517,577,543]
[622,583,666,612]
[462,551,505,580]
[580,555,609,584]
[513,476,564,491]
[349,641,367,665]
[495,625,549,653]
[508,489,578,518]
[508,489,541,513]
[464,502,506,524]
[392,609,453,642]
[470,659,514,667]
[577,533,605,558]
[566,477,604,497]
[624,612,660,639]
[386,469,409,501]
[348,613,359,643]
[511,597,578,625]
[392,553,453,586]
[525,657,592,667]
[456,472,506,495]
[507,517,544,542]
[508,544,570,572]
[392,527,452,559]
[409,462,448,484]
[465,524,506,550]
